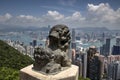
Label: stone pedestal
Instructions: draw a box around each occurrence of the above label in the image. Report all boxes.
[20,64,78,80]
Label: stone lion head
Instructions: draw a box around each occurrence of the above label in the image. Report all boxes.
[48,24,71,51]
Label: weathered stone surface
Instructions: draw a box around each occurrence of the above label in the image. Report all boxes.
[33,24,71,74]
[20,64,78,80]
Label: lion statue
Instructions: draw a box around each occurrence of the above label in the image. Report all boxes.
[33,24,71,74]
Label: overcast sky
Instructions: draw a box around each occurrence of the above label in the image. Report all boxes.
[0,0,120,30]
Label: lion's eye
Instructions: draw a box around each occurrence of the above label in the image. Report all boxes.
[56,30,59,32]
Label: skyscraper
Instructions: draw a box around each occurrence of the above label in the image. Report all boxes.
[100,38,111,56]
[71,49,76,64]
[116,36,120,46]
[108,61,120,80]
[71,28,76,49]
[33,39,37,47]
[106,38,111,56]
[102,32,105,44]
[112,46,120,55]
[112,36,120,55]
[100,44,106,56]
[87,46,104,80]
[75,48,87,78]
[72,28,75,42]
[82,50,87,78]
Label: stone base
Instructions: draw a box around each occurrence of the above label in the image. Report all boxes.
[20,64,78,80]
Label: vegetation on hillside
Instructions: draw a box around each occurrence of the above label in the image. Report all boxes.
[0,40,33,80]
[0,40,90,80]
[0,67,19,80]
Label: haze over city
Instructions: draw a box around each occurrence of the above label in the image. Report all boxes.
[0,0,120,30]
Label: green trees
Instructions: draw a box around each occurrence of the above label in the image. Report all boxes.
[0,67,19,80]
[0,40,33,80]
[0,40,91,80]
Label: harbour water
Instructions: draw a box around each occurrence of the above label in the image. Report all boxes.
[0,31,116,52]
[0,31,47,46]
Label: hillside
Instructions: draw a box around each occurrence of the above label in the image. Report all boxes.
[0,40,33,80]
[0,40,90,80]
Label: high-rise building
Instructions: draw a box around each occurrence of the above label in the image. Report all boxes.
[27,46,34,57]
[75,48,87,78]
[45,36,49,47]
[75,55,82,77]
[107,55,120,64]
[72,28,75,42]
[29,42,33,46]
[87,56,101,80]
[102,32,105,44]
[107,61,120,80]
[71,49,76,64]
[76,36,81,40]
[106,38,111,55]
[100,38,111,56]
[74,49,82,76]
[112,36,120,55]
[98,55,105,79]
[71,42,76,49]
[87,46,104,80]
[82,50,87,78]
[33,39,37,47]
[116,36,120,46]
[112,45,120,55]
[100,44,106,56]
[71,28,76,49]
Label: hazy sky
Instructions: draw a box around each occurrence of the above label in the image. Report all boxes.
[0,0,120,30]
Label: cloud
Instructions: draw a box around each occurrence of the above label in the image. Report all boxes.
[42,11,85,27]
[17,15,39,23]
[46,11,64,20]
[69,11,85,20]
[0,13,12,22]
[0,3,120,30]
[64,11,85,24]
[88,3,120,22]
[18,15,37,20]
[87,3,120,29]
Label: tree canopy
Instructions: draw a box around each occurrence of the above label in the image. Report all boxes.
[0,40,33,80]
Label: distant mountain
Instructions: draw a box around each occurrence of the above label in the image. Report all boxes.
[76,27,109,32]
[0,24,112,32]
[0,24,50,32]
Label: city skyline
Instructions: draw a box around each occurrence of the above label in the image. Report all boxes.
[0,0,120,30]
